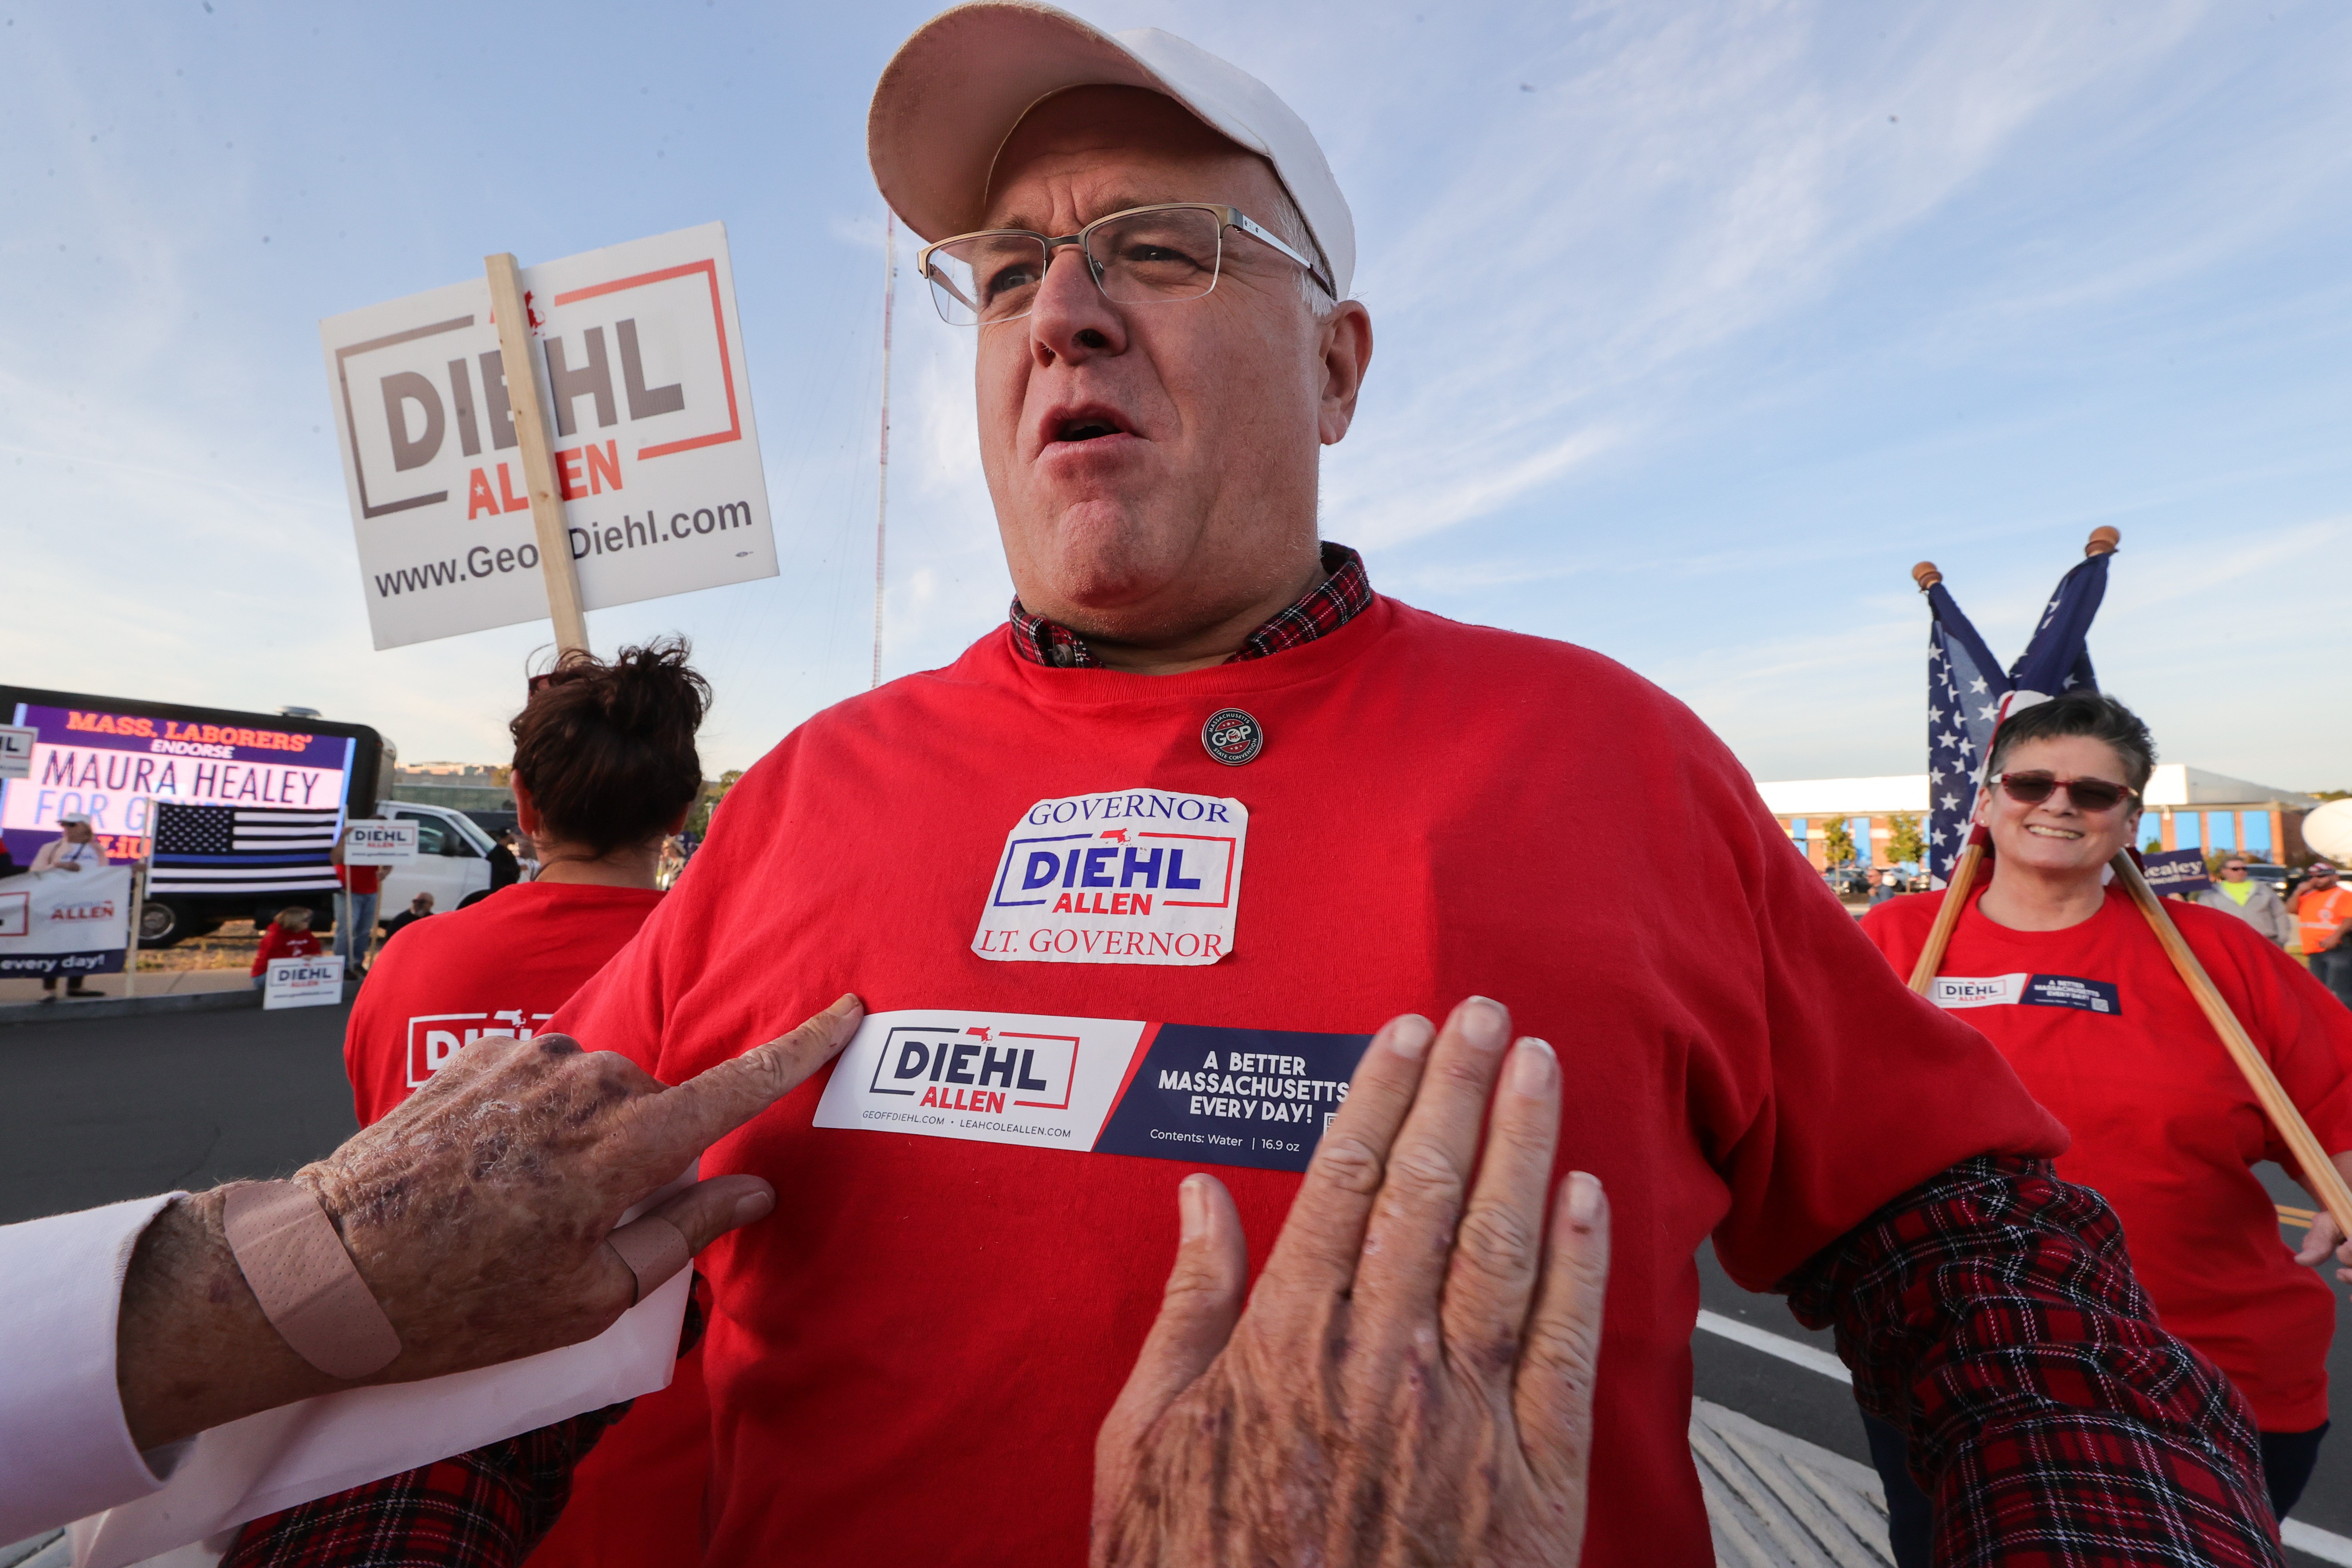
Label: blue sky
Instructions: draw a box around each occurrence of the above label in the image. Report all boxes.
[5,0,2348,789]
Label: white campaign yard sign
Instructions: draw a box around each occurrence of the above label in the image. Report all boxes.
[343,820,419,865]
[0,726,34,782]
[265,955,345,1010]
[321,222,777,649]
[0,866,134,979]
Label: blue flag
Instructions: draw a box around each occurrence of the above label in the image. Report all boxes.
[2007,550,2110,702]
[1921,548,2114,885]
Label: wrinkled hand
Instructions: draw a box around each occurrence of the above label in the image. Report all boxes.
[118,994,863,1448]
[1093,997,1610,1568]
[297,992,863,1376]
[2294,1208,2352,1286]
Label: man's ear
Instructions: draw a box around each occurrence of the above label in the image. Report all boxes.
[1317,301,1374,446]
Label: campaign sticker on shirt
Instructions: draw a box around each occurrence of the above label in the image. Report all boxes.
[1930,973,2026,1009]
[811,1010,1369,1173]
[2020,974,2120,1015]
[972,788,1246,966]
[1931,972,2119,1016]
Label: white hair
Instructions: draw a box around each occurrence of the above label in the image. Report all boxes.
[1261,181,1339,316]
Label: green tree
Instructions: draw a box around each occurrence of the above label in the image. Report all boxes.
[689,769,745,835]
[1820,819,1856,866]
[1886,813,1924,866]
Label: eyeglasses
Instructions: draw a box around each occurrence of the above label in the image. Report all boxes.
[917,202,1334,327]
[1993,771,2137,813]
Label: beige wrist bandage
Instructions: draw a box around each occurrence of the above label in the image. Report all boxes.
[222,1180,404,1380]
[606,1215,692,1305]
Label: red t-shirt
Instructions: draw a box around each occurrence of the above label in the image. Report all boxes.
[1862,885,2352,1429]
[250,925,323,976]
[335,863,384,896]
[343,880,708,1568]
[554,598,2064,1568]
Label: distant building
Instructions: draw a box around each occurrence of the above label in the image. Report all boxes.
[1755,767,2320,870]
[388,763,516,816]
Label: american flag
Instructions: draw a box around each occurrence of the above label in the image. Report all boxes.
[147,803,343,896]
[1923,548,2113,884]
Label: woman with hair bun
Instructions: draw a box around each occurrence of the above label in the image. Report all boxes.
[301,638,718,1568]
[1860,689,2352,1561]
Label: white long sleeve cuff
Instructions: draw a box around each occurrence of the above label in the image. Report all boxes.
[0,1195,183,1543]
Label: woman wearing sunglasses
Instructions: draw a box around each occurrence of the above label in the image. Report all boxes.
[1858,689,2352,1562]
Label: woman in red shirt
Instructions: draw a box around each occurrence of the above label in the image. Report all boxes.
[1861,691,2352,1557]
[248,906,323,986]
[239,639,719,1568]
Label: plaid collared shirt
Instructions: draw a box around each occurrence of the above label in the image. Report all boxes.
[1008,542,1373,669]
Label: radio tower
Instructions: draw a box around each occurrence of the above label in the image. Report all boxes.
[871,211,896,690]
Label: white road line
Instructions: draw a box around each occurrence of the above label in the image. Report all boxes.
[1695,1310,1851,1385]
[2285,1520,2352,1567]
[1692,1312,2352,1566]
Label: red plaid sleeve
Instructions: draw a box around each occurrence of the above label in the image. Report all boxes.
[1783,1155,2283,1568]
[220,1406,622,1568]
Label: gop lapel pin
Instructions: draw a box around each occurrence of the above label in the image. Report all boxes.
[1200,707,1264,766]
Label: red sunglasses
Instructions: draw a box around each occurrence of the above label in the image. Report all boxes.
[1993,771,2137,813]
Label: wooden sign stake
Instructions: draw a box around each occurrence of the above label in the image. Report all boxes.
[484,252,591,658]
[2110,848,2352,1236]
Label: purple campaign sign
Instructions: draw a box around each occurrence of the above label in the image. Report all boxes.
[2139,847,2212,897]
[2,702,352,863]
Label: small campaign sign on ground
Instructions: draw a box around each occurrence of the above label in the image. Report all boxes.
[2140,847,2212,897]
[265,955,346,1010]
[342,821,419,865]
[0,725,34,781]
[321,223,776,649]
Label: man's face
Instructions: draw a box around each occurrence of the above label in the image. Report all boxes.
[2221,860,2248,881]
[971,87,1371,646]
[63,821,92,842]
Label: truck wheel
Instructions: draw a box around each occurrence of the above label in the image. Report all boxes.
[458,889,491,909]
[140,900,187,948]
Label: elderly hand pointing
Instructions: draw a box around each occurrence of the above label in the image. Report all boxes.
[116,995,865,1450]
[1094,997,1611,1567]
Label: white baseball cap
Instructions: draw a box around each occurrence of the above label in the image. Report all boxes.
[58,813,91,826]
[868,2,1356,299]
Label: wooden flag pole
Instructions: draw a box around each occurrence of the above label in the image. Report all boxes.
[484,252,591,657]
[2110,848,2352,1237]
[1905,559,1985,994]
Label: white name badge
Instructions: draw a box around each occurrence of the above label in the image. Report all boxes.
[971,788,1246,966]
[812,1009,1369,1173]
